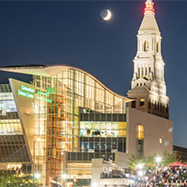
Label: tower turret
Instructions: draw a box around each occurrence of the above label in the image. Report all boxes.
[127,0,169,119]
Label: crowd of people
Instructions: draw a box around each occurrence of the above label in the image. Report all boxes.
[100,162,187,186]
[133,165,187,186]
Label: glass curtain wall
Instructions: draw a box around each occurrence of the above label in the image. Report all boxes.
[33,67,126,185]
[0,84,30,163]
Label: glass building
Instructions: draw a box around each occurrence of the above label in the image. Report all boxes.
[0,65,131,186]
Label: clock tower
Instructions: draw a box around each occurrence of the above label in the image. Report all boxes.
[127,0,169,119]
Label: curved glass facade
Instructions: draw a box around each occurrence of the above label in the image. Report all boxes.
[31,66,127,185]
[0,65,128,186]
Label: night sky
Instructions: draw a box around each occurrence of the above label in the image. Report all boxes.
[0,0,185,148]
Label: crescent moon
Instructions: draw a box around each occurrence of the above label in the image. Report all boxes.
[103,10,112,21]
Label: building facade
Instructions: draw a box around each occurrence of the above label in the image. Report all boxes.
[173,146,187,163]
[0,64,172,187]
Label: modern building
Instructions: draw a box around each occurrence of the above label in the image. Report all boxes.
[0,0,173,186]
[173,145,187,163]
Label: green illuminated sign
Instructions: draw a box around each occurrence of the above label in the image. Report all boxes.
[20,85,34,93]
[17,85,35,99]
[36,90,53,103]
[37,96,52,103]
[37,91,49,97]
[18,90,34,98]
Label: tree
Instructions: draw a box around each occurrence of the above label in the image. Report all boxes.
[72,179,90,187]
[0,171,42,187]
[127,151,175,170]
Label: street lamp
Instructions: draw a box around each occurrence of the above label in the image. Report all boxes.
[155,156,161,164]
[137,163,144,170]
[138,170,144,177]
[62,173,67,180]
[34,173,41,179]
[61,173,67,187]
[92,182,98,187]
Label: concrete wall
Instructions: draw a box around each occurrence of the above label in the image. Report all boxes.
[91,159,103,187]
[115,108,173,169]
[127,107,173,156]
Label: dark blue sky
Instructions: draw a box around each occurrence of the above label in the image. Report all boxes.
[0,0,185,147]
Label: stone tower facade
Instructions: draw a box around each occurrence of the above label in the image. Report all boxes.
[127,0,169,119]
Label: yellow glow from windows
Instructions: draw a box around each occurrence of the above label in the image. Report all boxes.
[159,138,162,144]
[80,121,126,137]
[137,125,144,140]
[0,119,22,135]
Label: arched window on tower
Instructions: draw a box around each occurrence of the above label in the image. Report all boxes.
[142,67,144,77]
[138,67,140,78]
[143,41,149,51]
[156,42,159,52]
[145,67,148,76]
[140,98,145,108]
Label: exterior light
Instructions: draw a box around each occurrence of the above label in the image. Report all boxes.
[126,173,129,178]
[137,163,144,169]
[36,137,40,141]
[138,170,144,177]
[62,173,67,179]
[34,173,41,179]
[155,156,161,163]
[92,182,98,187]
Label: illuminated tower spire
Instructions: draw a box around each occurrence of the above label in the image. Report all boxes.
[128,0,169,119]
[145,0,154,13]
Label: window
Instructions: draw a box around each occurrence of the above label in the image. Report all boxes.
[137,125,144,140]
[132,101,136,108]
[140,98,145,108]
[137,124,144,158]
[159,138,162,144]
[145,67,147,76]
[138,68,140,78]
[149,67,151,73]
[143,41,149,51]
[166,104,169,113]
[148,100,151,108]
[156,42,159,52]
[157,102,159,111]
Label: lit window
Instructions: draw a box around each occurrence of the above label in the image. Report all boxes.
[140,98,145,108]
[159,138,162,144]
[137,125,144,140]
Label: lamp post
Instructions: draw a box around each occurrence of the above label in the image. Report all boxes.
[155,156,161,165]
[137,163,144,185]
[155,156,162,169]
[92,182,98,187]
[137,163,144,170]
[62,173,67,187]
